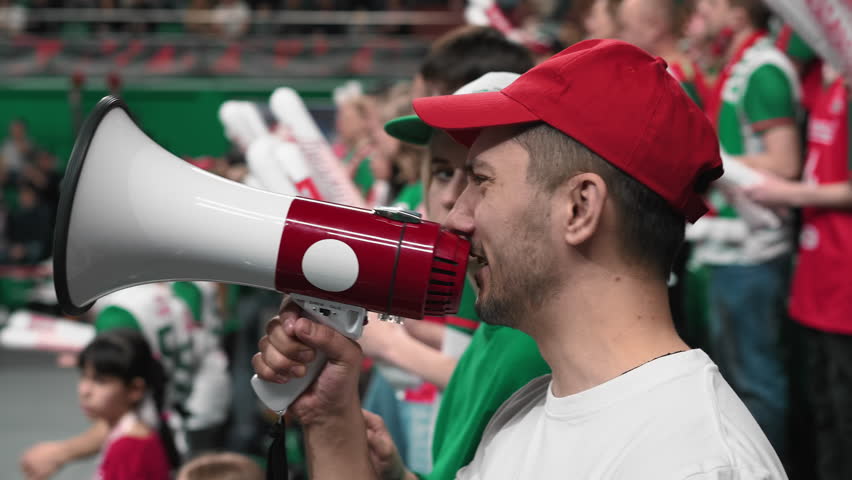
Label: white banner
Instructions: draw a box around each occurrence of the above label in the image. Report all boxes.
[764,0,852,79]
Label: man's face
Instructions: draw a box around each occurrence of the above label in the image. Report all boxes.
[617,0,659,52]
[425,130,469,224]
[444,126,560,329]
[584,0,618,40]
[697,0,733,36]
[335,102,364,146]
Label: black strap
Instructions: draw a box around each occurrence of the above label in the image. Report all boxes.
[267,416,288,480]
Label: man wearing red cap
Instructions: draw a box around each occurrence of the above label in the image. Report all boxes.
[253,40,787,479]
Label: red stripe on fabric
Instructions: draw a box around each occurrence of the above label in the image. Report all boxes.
[445,316,478,331]
[294,178,323,200]
[708,31,767,130]
[485,5,514,34]
[404,381,438,403]
[752,117,795,133]
[775,24,793,52]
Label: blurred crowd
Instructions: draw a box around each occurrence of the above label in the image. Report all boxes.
[2,0,851,479]
[0,119,60,266]
[0,0,461,38]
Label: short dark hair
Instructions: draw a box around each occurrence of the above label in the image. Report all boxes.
[178,452,264,480]
[419,26,535,95]
[729,0,771,30]
[654,0,694,36]
[514,123,685,279]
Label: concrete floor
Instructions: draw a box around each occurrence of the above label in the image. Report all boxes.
[1,348,97,480]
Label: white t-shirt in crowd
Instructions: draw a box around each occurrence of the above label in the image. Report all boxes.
[457,349,787,480]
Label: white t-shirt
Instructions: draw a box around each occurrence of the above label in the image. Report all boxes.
[457,349,786,480]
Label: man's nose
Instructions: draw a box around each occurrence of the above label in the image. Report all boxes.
[443,185,475,236]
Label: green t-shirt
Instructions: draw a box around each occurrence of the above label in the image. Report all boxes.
[681,79,703,108]
[94,282,203,404]
[715,38,798,220]
[392,181,424,211]
[669,61,704,109]
[345,149,375,197]
[445,277,479,335]
[776,26,818,64]
[422,324,550,480]
[693,37,799,266]
[96,281,204,331]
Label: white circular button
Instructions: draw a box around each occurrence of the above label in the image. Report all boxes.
[301,239,359,292]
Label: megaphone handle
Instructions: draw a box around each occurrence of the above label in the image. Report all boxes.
[251,349,328,414]
[251,295,366,413]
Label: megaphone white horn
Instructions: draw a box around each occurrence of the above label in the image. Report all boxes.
[54,96,470,412]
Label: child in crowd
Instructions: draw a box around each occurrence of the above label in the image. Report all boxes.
[76,329,179,479]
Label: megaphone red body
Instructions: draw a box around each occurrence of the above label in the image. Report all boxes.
[54,96,469,412]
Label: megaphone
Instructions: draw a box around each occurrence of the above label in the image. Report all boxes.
[54,96,470,412]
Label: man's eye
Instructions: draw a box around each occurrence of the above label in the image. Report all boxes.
[432,168,453,181]
[470,174,489,185]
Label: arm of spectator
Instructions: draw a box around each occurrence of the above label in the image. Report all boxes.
[359,314,457,390]
[737,64,802,179]
[745,176,852,209]
[403,320,445,350]
[363,409,419,480]
[738,124,801,179]
[20,420,109,480]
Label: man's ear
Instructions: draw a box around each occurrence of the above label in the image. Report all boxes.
[561,173,607,247]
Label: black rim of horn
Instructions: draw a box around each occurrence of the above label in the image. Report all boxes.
[54,95,132,316]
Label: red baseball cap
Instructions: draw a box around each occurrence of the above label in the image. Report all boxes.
[412,39,723,223]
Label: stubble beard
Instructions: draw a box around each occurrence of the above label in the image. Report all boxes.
[475,203,559,329]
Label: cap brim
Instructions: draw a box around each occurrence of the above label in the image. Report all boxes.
[384,115,433,146]
[412,91,539,147]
